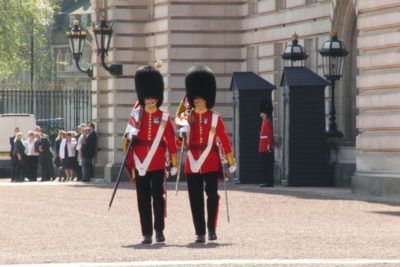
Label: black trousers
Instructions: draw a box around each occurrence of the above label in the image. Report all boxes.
[26,156,38,181]
[261,152,274,185]
[13,158,24,182]
[187,172,219,236]
[135,170,166,236]
[39,156,54,181]
[11,155,18,182]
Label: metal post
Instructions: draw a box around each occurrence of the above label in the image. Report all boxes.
[30,35,34,90]
[326,79,343,138]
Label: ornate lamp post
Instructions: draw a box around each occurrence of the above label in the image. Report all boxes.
[66,16,122,77]
[281,33,309,67]
[319,31,348,138]
[93,16,122,76]
[66,19,93,77]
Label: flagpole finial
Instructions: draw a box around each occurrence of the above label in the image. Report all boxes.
[155,59,164,69]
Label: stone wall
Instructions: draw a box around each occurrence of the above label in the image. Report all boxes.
[353,0,400,198]
[91,0,363,189]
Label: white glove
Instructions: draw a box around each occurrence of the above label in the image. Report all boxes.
[178,125,189,139]
[170,167,178,176]
[228,164,237,174]
[127,128,139,140]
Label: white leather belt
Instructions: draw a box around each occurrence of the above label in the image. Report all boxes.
[134,112,169,176]
[187,113,218,173]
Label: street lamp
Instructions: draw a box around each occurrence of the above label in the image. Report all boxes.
[319,31,348,138]
[281,33,308,67]
[93,16,122,76]
[66,19,93,77]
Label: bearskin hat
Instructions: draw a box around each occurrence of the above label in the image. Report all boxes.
[185,65,216,109]
[259,98,273,116]
[135,65,164,107]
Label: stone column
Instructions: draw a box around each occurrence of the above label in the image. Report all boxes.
[91,0,148,181]
[353,0,400,198]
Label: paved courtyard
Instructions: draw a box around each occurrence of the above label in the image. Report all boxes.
[1,180,400,266]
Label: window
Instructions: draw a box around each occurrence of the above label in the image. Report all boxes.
[303,38,313,68]
[248,0,258,15]
[276,0,286,11]
[148,48,155,65]
[148,0,155,20]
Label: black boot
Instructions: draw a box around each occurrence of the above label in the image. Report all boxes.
[156,231,165,242]
[141,235,152,244]
[208,229,217,241]
[195,235,205,243]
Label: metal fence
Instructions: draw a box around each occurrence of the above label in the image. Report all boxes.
[0,82,93,137]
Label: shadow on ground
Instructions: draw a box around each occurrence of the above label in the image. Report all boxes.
[122,242,232,250]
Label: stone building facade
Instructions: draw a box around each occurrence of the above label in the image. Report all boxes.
[89,0,400,199]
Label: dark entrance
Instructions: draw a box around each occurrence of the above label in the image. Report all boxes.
[230,72,276,184]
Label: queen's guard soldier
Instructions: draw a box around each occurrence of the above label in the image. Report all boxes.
[124,65,178,244]
[259,99,274,187]
[177,65,237,243]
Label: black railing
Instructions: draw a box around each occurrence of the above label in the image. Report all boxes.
[0,82,93,137]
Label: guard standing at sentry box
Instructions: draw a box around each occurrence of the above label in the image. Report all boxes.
[259,98,274,188]
[124,65,178,244]
[177,66,237,243]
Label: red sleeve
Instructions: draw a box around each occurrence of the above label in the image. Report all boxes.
[216,115,233,155]
[164,118,178,156]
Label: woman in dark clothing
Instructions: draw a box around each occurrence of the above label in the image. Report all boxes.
[13,132,25,182]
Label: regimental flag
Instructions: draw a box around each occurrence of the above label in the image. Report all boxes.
[175,95,192,127]
[123,100,142,155]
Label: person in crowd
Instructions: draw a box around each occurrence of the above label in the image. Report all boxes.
[54,130,66,182]
[34,130,54,182]
[76,126,88,181]
[177,66,236,243]
[35,126,48,138]
[74,124,85,181]
[59,131,77,182]
[10,127,20,182]
[12,132,25,182]
[24,131,39,182]
[124,65,178,244]
[259,99,275,188]
[81,122,97,181]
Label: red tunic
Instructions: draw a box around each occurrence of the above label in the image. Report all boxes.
[126,109,177,172]
[183,110,233,174]
[259,118,274,153]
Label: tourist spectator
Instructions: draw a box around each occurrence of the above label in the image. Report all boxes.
[10,127,20,182]
[74,124,85,181]
[35,131,54,182]
[59,131,77,182]
[13,132,25,182]
[54,130,66,181]
[76,126,88,181]
[24,131,39,182]
[81,122,97,181]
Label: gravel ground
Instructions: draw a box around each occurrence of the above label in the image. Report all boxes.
[1,180,400,266]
